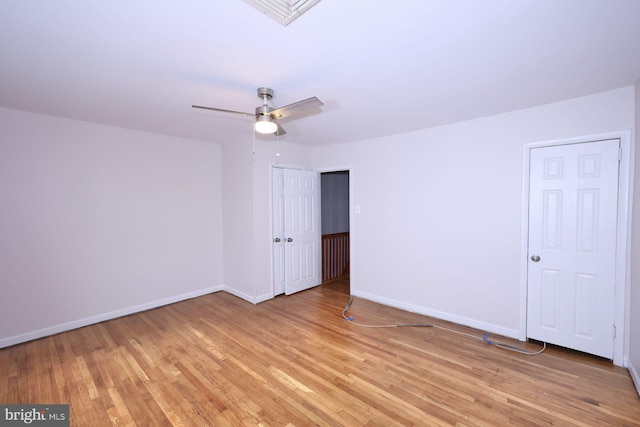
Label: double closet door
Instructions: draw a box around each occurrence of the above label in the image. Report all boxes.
[272,168,321,296]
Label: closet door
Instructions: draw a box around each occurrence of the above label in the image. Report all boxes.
[272,168,321,296]
[272,168,286,296]
[283,168,321,295]
[526,139,619,359]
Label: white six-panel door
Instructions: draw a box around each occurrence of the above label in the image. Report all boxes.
[527,139,620,359]
[283,169,321,295]
[272,168,321,296]
[272,168,286,296]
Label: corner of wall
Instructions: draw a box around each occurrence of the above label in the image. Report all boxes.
[630,359,640,397]
[629,79,640,395]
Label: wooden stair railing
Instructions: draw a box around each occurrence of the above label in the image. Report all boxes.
[322,232,350,283]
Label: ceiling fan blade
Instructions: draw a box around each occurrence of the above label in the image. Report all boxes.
[192,105,254,117]
[276,123,287,136]
[270,96,323,119]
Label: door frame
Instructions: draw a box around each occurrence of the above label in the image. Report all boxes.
[318,166,353,285]
[316,165,354,286]
[519,130,632,367]
[270,164,353,297]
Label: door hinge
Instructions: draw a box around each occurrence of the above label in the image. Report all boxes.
[613,325,617,338]
[618,147,622,162]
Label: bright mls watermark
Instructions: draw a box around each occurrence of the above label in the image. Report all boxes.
[0,405,69,426]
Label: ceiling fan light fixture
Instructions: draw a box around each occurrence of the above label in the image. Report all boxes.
[255,115,278,134]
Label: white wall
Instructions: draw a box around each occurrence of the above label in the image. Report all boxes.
[312,87,635,339]
[630,81,640,394]
[321,172,350,234]
[0,107,224,347]
[221,135,256,301]
[221,135,312,302]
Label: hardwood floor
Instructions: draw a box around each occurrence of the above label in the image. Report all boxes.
[321,276,350,295]
[1,283,639,426]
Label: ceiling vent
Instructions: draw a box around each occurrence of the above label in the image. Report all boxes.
[242,0,322,26]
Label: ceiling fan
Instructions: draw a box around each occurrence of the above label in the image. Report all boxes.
[192,87,323,136]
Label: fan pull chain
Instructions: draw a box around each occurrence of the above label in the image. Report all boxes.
[276,131,280,157]
[252,125,256,154]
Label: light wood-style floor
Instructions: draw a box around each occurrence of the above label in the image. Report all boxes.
[1,280,639,426]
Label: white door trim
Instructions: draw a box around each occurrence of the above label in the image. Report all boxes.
[316,165,354,288]
[519,130,632,367]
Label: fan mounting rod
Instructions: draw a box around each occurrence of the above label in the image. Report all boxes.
[256,87,275,116]
[257,87,274,99]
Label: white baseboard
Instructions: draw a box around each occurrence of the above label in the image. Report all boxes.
[255,292,275,304]
[222,286,259,304]
[629,359,640,397]
[351,290,520,340]
[1,286,522,350]
[0,285,224,349]
[221,286,274,305]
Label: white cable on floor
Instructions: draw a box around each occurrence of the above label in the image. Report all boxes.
[342,296,546,356]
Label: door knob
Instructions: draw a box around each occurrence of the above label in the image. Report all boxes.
[274,237,281,243]
[530,255,541,262]
[286,237,293,242]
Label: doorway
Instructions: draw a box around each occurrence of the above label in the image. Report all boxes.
[520,131,632,366]
[320,171,350,295]
[526,139,618,358]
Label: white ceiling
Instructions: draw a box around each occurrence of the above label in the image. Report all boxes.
[1,0,640,147]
